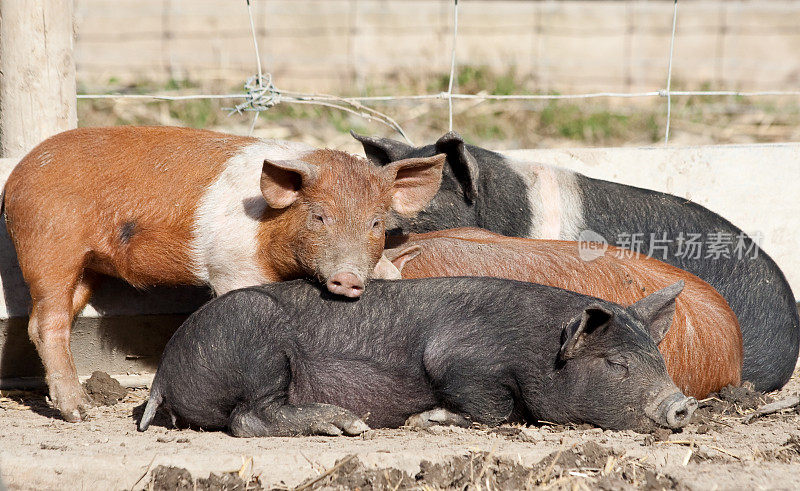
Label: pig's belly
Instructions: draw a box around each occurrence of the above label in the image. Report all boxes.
[286,359,439,428]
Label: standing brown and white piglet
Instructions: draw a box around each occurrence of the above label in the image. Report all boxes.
[3,125,445,422]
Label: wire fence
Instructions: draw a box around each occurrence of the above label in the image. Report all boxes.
[76,0,800,146]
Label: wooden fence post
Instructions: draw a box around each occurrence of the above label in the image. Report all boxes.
[0,0,77,159]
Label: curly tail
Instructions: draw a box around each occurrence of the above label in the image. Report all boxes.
[137,384,163,432]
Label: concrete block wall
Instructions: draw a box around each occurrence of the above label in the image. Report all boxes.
[74,0,800,93]
[1,143,797,387]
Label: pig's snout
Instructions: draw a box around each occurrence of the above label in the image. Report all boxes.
[664,394,698,428]
[326,271,365,298]
[652,391,697,429]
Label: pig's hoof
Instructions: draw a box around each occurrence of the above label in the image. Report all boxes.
[307,406,370,437]
[341,418,370,436]
[230,403,370,437]
[53,388,94,422]
[61,407,85,422]
[59,396,94,422]
[405,408,470,429]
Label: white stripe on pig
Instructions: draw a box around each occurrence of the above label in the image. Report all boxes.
[190,140,315,294]
[507,159,585,240]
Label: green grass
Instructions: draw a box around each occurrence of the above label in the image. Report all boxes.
[169,99,217,128]
[430,65,523,96]
[76,70,800,148]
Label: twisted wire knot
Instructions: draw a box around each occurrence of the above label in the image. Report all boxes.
[231,74,282,114]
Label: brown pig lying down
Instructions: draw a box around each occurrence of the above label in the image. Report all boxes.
[382,228,742,399]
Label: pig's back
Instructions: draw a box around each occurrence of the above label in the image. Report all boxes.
[4,126,312,287]
[6,126,251,208]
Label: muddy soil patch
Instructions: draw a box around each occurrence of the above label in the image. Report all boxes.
[149,464,262,490]
[301,442,675,490]
[83,371,128,406]
[759,435,800,463]
[690,383,772,431]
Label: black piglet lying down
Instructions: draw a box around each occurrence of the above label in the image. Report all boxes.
[138,277,697,436]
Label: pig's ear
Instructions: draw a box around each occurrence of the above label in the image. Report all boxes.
[384,154,446,216]
[260,158,318,209]
[629,280,684,344]
[372,255,402,280]
[384,245,422,273]
[350,131,413,165]
[435,131,480,203]
[559,305,614,360]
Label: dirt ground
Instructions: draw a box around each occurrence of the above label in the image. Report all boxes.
[1,361,799,491]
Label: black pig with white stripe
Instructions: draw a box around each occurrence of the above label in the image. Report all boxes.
[353,131,799,392]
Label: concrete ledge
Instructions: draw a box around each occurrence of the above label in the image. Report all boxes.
[1,143,798,388]
[0,373,154,390]
[0,312,202,383]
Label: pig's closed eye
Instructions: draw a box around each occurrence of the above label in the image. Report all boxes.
[605,358,629,377]
[312,213,326,224]
[371,218,383,229]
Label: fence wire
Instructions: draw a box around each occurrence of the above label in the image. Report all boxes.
[664,0,678,144]
[76,0,800,146]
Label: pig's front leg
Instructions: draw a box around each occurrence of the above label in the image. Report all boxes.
[429,363,516,426]
[405,408,471,429]
[229,402,370,437]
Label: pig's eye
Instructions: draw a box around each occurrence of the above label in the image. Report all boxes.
[371,218,383,229]
[312,213,327,225]
[605,358,629,377]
